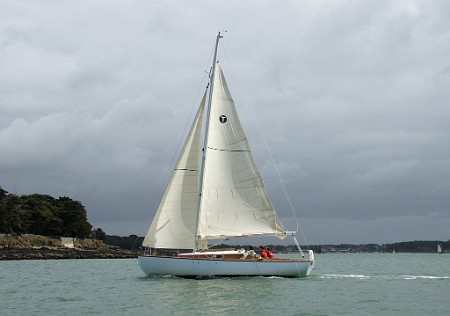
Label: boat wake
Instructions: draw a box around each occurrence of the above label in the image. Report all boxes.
[320,274,449,280]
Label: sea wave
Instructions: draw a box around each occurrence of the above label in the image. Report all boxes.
[320,274,449,280]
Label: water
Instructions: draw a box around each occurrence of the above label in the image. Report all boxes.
[1,253,448,315]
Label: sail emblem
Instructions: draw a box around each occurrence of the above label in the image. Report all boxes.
[219,115,227,123]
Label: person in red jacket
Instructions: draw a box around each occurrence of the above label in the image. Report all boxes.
[259,246,268,258]
[266,247,274,258]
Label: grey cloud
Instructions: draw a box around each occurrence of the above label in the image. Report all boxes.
[1,1,449,243]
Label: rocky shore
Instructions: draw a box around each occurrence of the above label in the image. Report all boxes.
[0,234,137,260]
[0,247,137,260]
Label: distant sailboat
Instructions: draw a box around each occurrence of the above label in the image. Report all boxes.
[138,33,315,278]
[437,244,442,254]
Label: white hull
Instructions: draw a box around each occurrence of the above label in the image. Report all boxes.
[138,255,314,278]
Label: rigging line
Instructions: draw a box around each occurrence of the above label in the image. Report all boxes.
[221,43,311,249]
[138,44,214,241]
[174,168,199,172]
[207,147,250,152]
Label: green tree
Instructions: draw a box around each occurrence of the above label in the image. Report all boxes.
[91,227,107,241]
[0,187,94,238]
[21,194,63,236]
[56,197,92,238]
[0,192,29,234]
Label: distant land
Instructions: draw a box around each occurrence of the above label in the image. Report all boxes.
[106,235,449,254]
[2,233,447,261]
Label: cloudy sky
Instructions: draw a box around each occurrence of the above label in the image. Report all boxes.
[1,0,449,245]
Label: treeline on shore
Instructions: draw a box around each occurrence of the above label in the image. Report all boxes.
[0,187,132,260]
[0,187,106,240]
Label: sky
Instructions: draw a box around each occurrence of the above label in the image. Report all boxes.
[1,0,449,245]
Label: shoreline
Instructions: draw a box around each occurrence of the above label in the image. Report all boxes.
[0,247,138,260]
[0,234,138,260]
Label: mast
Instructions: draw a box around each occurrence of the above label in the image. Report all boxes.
[194,32,223,250]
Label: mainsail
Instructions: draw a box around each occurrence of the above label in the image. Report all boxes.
[142,92,206,249]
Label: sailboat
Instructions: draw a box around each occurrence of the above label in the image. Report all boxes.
[138,33,315,278]
[437,244,442,254]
